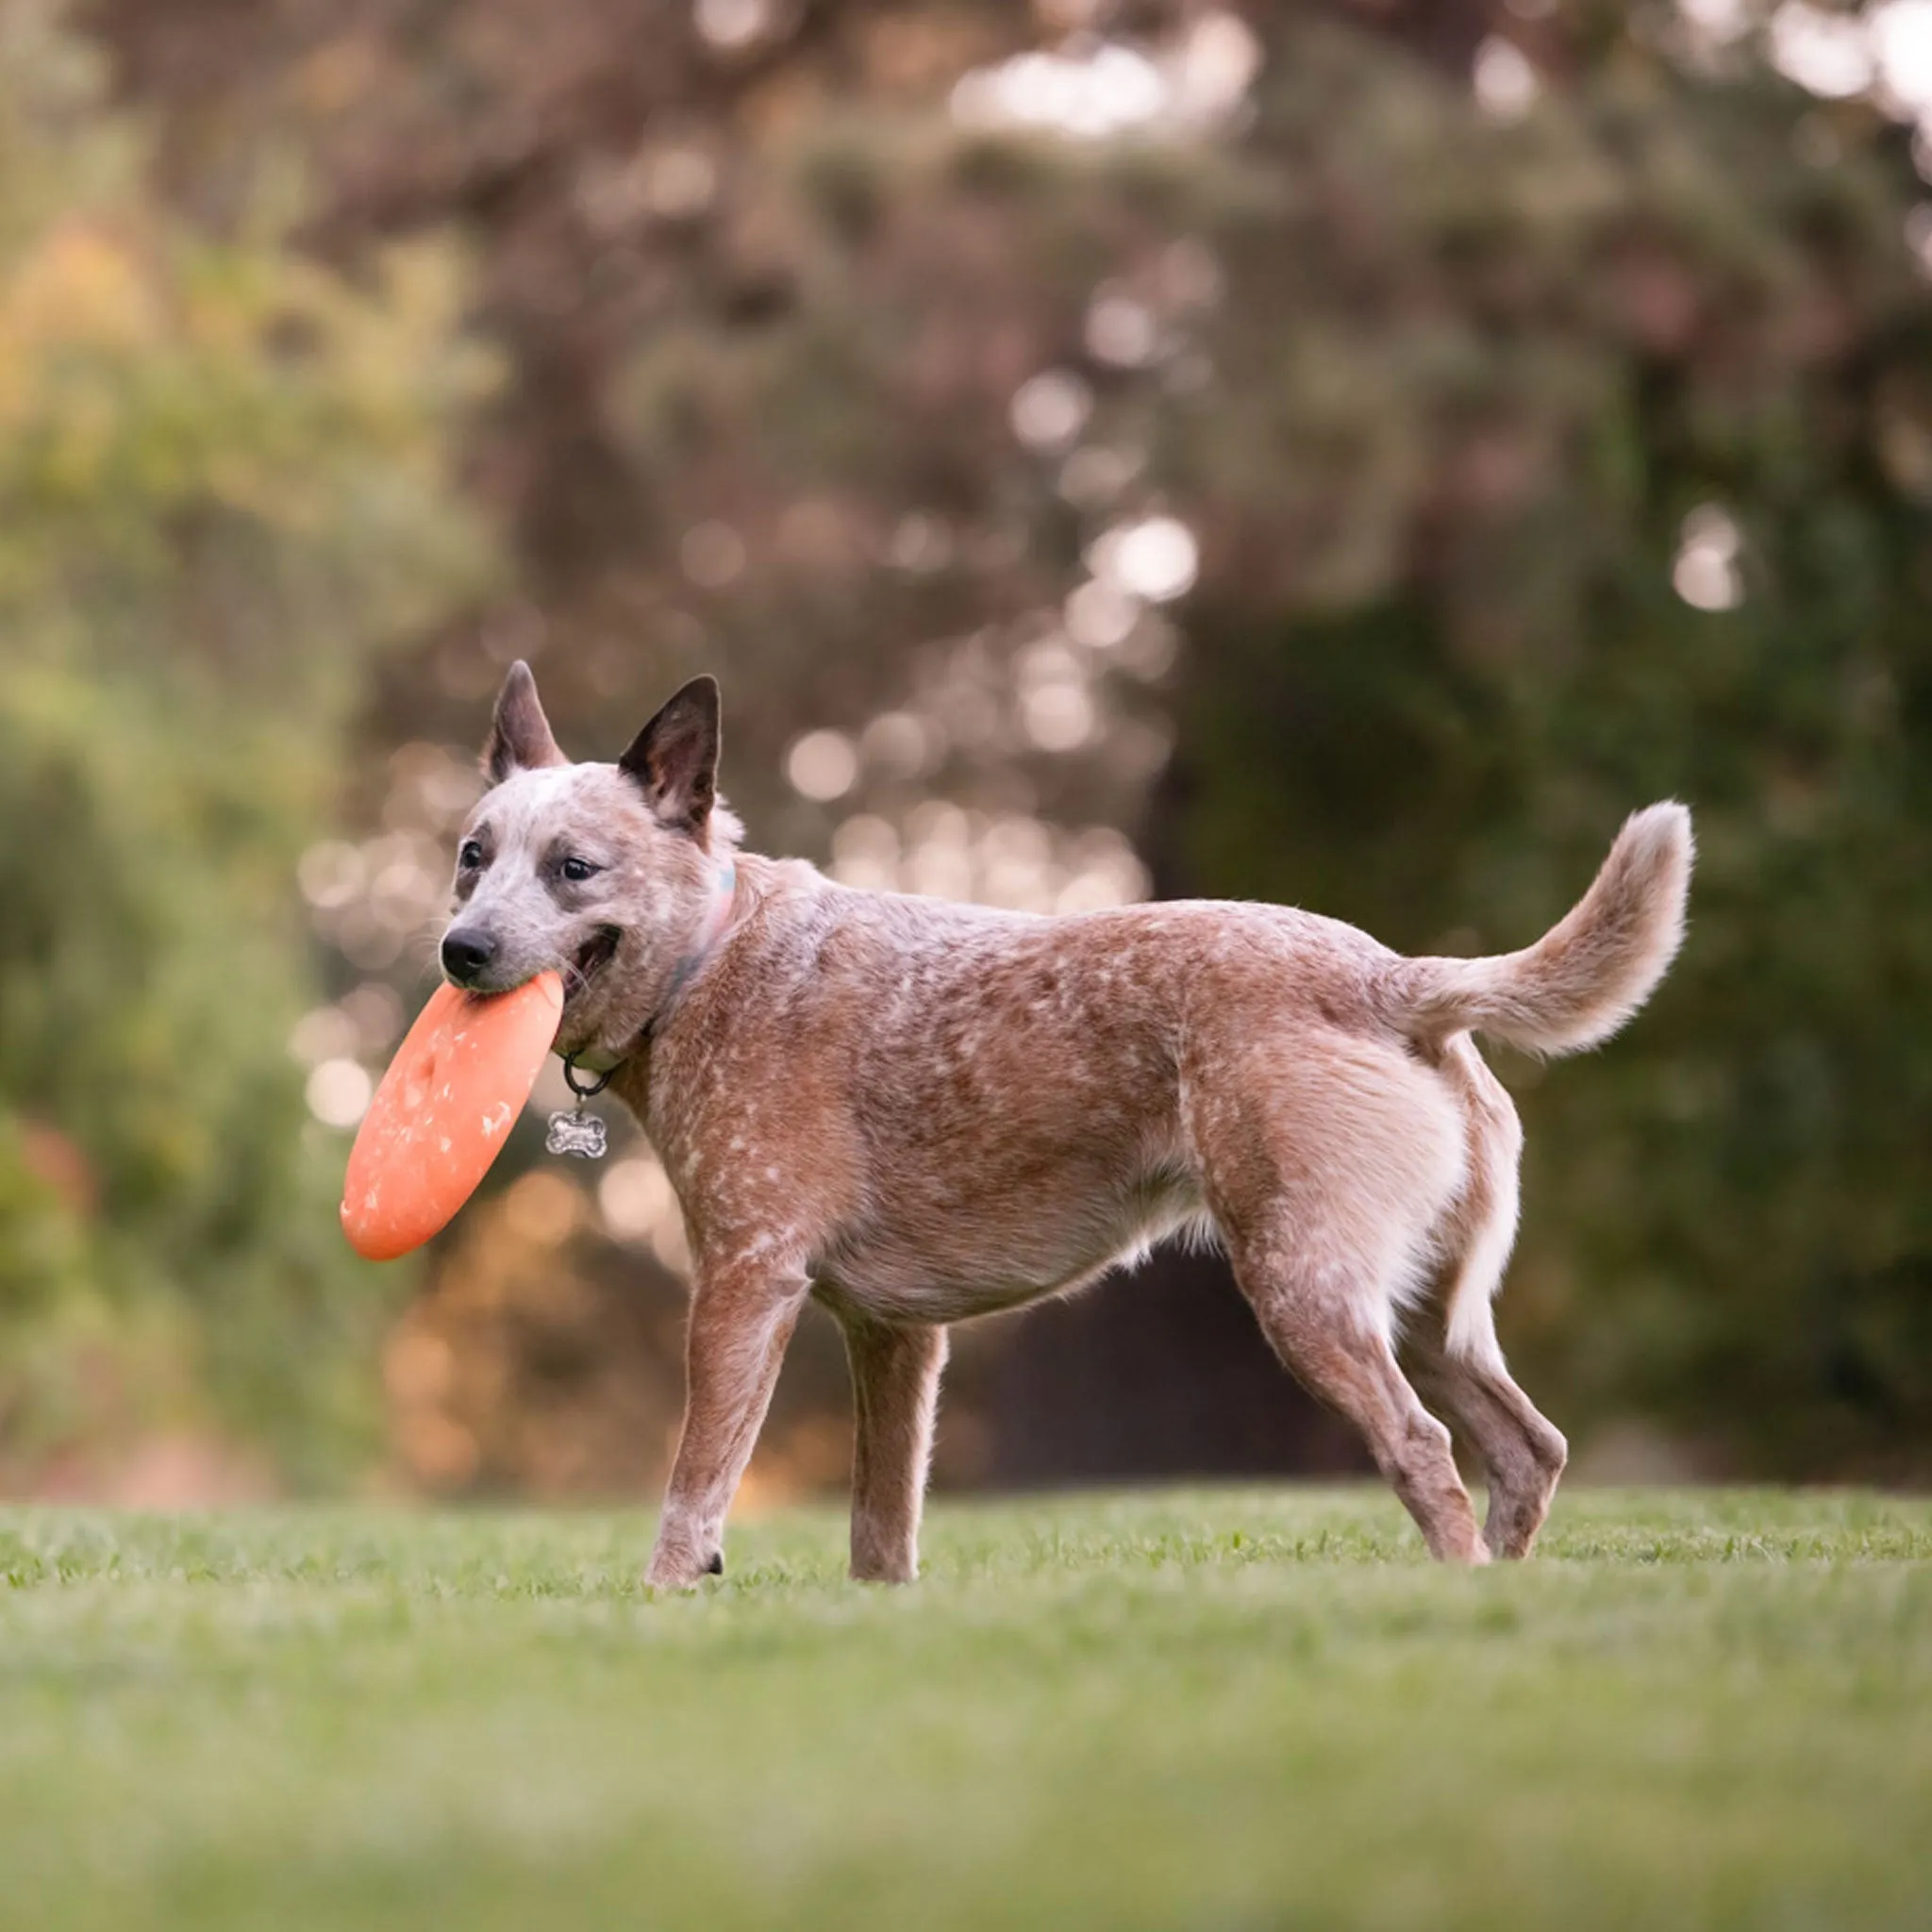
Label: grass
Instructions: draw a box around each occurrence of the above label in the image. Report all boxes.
[1,1487,1928,1931]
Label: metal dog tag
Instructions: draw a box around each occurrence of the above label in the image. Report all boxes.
[545,1108,608,1159]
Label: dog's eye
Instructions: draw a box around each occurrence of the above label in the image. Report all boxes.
[561,856,600,883]
[458,839,484,871]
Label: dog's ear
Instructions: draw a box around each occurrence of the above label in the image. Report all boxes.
[482,660,566,784]
[619,676,720,836]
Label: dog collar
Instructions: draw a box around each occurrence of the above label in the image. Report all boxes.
[562,855,738,1079]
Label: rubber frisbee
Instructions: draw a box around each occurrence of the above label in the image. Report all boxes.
[341,971,564,1261]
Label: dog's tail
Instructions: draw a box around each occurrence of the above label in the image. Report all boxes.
[1384,804,1693,1057]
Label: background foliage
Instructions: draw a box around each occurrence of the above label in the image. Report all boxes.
[0,2,487,1488]
[2,0,1927,1490]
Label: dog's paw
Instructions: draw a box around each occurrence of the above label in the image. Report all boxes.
[643,1548,724,1591]
[849,1557,918,1585]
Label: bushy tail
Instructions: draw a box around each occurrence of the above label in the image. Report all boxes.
[1386,804,1693,1057]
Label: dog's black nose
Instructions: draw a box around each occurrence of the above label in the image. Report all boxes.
[441,928,497,986]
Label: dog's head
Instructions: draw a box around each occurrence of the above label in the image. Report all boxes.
[440,662,739,1058]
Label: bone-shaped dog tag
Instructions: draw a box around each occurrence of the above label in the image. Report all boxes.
[545,1108,608,1159]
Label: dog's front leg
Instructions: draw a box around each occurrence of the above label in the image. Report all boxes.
[841,1317,948,1584]
[645,1267,808,1589]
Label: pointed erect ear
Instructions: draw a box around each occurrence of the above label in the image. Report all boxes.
[482,661,566,785]
[619,676,721,835]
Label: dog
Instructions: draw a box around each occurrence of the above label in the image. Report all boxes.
[441,662,1692,1585]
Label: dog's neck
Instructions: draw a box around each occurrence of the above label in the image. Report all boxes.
[568,854,738,1074]
[662,854,740,1010]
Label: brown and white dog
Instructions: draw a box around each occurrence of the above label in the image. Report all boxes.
[441,663,1692,1586]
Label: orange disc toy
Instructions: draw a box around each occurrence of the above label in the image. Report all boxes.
[341,972,564,1261]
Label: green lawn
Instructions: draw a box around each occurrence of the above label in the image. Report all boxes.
[1,1488,1927,1930]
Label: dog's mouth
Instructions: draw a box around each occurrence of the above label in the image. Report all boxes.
[567,924,622,999]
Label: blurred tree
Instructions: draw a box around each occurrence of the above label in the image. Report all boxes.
[0,2,488,1489]
[83,0,1932,1483]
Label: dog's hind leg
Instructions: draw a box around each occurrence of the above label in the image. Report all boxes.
[836,1312,948,1584]
[1195,1036,1487,1561]
[1404,1037,1567,1559]
[1406,1313,1566,1559]
[646,1263,808,1589]
[1231,1242,1487,1563]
